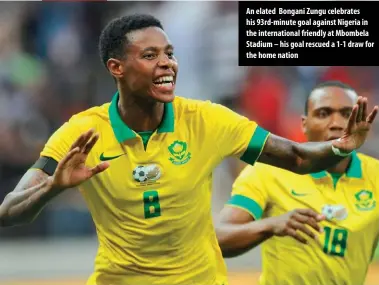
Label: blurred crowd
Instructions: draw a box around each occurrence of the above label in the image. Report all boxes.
[1,1,379,239]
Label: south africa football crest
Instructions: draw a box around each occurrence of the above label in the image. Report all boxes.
[132,164,162,184]
[322,204,348,221]
[168,140,191,165]
[354,190,376,211]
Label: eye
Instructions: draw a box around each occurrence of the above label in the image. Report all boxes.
[167,51,174,59]
[143,54,157,60]
[317,109,328,118]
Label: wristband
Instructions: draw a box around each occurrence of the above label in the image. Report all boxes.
[331,144,351,157]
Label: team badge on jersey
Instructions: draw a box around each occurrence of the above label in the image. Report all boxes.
[354,190,376,211]
[321,204,348,221]
[168,140,191,165]
[132,164,161,183]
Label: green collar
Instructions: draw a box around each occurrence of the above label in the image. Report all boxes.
[108,92,175,143]
[310,151,362,179]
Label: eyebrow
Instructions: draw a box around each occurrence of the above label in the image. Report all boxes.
[313,106,353,113]
[142,44,174,52]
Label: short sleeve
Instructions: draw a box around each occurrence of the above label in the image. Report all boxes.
[207,103,269,165]
[40,115,84,162]
[226,164,269,220]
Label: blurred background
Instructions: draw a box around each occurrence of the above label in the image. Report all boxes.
[0,1,379,285]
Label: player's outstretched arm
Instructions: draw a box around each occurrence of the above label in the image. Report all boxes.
[216,206,324,258]
[258,96,378,174]
[0,129,109,227]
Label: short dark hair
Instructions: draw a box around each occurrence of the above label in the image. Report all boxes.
[304,80,356,115]
[98,14,164,69]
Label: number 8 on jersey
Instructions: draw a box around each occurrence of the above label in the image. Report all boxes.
[143,190,161,219]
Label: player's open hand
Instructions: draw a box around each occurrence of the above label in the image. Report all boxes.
[333,96,378,153]
[52,129,109,189]
[269,209,325,244]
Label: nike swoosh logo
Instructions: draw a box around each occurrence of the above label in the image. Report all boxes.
[291,190,309,196]
[99,153,125,161]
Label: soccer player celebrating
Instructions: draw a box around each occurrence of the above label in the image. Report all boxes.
[217,81,379,285]
[0,14,377,285]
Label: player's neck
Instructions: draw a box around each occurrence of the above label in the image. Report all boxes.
[117,92,164,132]
[327,156,352,175]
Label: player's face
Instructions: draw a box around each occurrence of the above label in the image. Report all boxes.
[302,87,357,142]
[118,27,178,103]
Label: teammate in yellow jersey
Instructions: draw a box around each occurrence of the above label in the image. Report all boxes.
[217,81,379,285]
[0,13,377,284]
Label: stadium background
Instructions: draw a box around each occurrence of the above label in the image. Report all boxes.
[0,1,378,284]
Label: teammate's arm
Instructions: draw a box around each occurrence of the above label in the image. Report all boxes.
[0,129,109,227]
[258,134,338,174]
[216,206,269,258]
[258,97,378,174]
[216,206,324,258]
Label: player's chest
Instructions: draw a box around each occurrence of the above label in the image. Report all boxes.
[270,178,379,260]
[91,137,216,200]
[271,177,379,233]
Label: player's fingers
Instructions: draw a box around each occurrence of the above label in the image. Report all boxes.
[361,97,368,121]
[83,133,99,155]
[367,106,379,124]
[70,133,87,151]
[307,217,324,233]
[356,96,363,123]
[346,104,358,131]
[297,215,323,234]
[89,162,110,177]
[58,147,80,167]
[295,209,324,221]
[291,221,316,240]
[78,129,95,150]
[287,228,307,244]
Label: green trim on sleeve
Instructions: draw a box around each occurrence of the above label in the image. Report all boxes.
[240,126,269,165]
[227,194,263,220]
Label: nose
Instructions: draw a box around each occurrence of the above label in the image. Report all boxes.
[157,54,174,69]
[329,113,346,131]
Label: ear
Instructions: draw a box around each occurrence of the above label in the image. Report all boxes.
[107,58,124,79]
[301,115,307,135]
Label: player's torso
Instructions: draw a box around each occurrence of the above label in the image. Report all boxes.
[81,101,227,284]
[261,156,379,285]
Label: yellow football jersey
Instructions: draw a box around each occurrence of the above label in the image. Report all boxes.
[227,152,379,285]
[39,92,269,285]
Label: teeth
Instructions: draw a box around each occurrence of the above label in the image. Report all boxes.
[154,76,173,83]
[155,82,173,87]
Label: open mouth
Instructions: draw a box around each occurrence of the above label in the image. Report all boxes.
[153,76,174,88]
